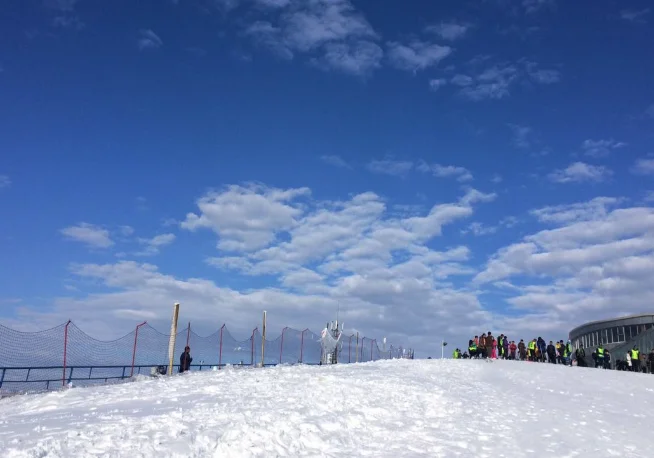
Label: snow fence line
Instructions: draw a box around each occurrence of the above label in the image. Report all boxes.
[0,320,414,395]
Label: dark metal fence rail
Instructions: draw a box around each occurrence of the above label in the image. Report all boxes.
[0,320,414,394]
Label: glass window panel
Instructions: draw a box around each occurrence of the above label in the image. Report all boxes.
[611,327,618,342]
[607,329,613,344]
[618,326,625,341]
[631,325,639,338]
[602,329,608,344]
[645,323,652,331]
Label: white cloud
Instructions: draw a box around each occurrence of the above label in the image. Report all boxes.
[314,41,383,76]
[491,174,503,183]
[366,159,413,177]
[530,197,621,225]
[548,162,612,183]
[508,124,532,149]
[450,74,473,87]
[454,60,561,101]
[320,155,351,168]
[429,78,447,91]
[522,0,555,14]
[621,8,650,23]
[136,233,176,256]
[473,198,654,329]
[120,225,135,237]
[631,157,654,175]
[60,223,114,248]
[459,63,519,101]
[425,22,470,41]
[181,184,311,252]
[524,61,561,84]
[244,0,382,75]
[138,29,163,50]
[52,14,84,29]
[386,41,452,73]
[461,222,497,236]
[19,185,501,352]
[245,21,294,59]
[254,0,291,7]
[417,162,473,182]
[0,175,10,189]
[581,139,626,158]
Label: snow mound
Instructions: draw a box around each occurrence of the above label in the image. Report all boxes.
[0,360,652,457]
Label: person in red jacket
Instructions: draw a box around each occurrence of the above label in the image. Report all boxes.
[509,341,517,360]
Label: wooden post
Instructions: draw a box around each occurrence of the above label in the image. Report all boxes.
[167,303,180,375]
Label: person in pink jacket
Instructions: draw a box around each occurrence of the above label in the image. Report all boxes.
[492,338,498,359]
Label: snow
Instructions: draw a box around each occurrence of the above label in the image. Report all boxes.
[1,360,653,457]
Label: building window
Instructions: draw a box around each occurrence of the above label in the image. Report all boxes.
[618,326,625,341]
[607,328,613,344]
[631,325,639,339]
[602,329,608,344]
[646,323,652,331]
[611,327,618,343]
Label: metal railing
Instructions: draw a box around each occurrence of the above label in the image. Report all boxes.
[0,361,325,395]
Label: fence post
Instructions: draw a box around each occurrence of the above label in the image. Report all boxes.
[371,339,374,361]
[62,320,71,387]
[186,322,191,347]
[355,333,359,363]
[349,335,353,363]
[218,324,225,369]
[300,329,307,363]
[167,303,180,375]
[251,327,257,366]
[261,311,267,368]
[279,327,288,364]
[130,321,147,377]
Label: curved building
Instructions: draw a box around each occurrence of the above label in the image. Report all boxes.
[569,314,654,352]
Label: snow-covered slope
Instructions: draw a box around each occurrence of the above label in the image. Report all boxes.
[0,360,652,457]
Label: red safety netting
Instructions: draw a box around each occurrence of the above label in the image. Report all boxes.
[0,320,413,394]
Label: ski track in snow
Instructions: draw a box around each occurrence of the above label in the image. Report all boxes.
[0,359,652,457]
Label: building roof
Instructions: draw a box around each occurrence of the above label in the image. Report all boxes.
[569,313,654,337]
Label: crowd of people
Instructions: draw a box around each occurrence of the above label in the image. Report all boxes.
[449,332,654,373]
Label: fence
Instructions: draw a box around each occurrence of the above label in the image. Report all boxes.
[0,320,413,394]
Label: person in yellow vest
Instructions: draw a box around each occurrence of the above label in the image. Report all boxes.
[631,346,641,372]
[452,348,461,359]
[468,340,478,358]
[528,339,537,361]
[595,344,605,368]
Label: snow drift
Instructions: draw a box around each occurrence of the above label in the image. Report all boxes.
[0,359,652,457]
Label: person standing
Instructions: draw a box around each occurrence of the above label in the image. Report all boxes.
[631,346,640,372]
[595,344,605,368]
[179,346,193,373]
[486,332,494,360]
[547,341,557,364]
[479,333,487,358]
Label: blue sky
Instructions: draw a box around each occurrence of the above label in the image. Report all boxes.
[1,0,654,356]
